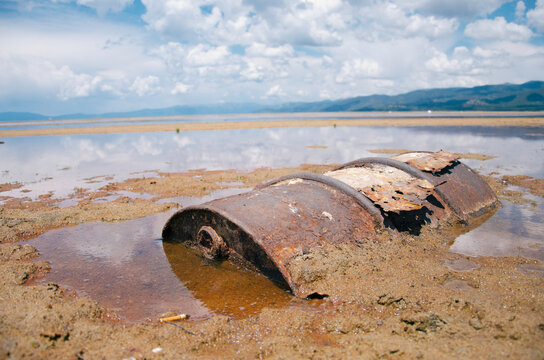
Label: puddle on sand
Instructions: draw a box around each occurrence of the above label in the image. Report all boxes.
[28,190,292,323]
[163,241,291,317]
[518,264,544,279]
[450,200,544,261]
[443,258,481,272]
[442,279,476,291]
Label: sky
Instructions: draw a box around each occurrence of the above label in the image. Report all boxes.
[1,0,544,115]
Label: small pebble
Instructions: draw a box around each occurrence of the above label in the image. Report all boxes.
[469,318,483,330]
[152,347,163,354]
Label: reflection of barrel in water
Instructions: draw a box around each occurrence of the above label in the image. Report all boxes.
[162,240,292,318]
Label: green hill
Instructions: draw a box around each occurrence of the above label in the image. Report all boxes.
[267,81,544,112]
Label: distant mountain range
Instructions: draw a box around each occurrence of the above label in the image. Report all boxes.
[0,103,264,121]
[265,80,544,113]
[1,81,543,121]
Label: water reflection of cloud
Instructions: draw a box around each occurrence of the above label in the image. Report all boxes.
[172,135,193,148]
[32,212,172,264]
[132,135,163,156]
[450,202,544,261]
[1,127,543,201]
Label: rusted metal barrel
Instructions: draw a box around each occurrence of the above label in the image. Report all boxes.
[162,150,497,298]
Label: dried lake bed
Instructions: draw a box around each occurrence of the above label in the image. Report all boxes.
[1,114,543,359]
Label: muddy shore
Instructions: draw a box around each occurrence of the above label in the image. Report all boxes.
[1,114,543,137]
[1,123,544,358]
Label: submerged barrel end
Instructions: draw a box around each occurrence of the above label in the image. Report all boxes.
[161,210,185,242]
[162,205,293,289]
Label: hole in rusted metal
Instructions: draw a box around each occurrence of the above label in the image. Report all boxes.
[306,292,329,299]
[197,226,228,260]
[198,229,214,249]
[426,194,444,209]
[383,206,432,235]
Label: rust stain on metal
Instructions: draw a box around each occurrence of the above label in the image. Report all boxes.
[389,151,498,221]
[429,162,498,222]
[163,179,380,297]
[325,166,434,212]
[392,150,459,173]
[162,150,498,298]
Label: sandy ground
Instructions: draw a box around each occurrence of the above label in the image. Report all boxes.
[1,114,543,137]
[1,120,544,359]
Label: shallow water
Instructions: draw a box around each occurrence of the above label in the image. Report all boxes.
[2,126,543,201]
[3,111,536,130]
[4,123,543,322]
[28,189,293,323]
[450,199,544,261]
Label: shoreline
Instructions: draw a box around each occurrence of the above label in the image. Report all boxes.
[1,116,544,137]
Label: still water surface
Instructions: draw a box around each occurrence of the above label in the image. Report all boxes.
[2,126,543,200]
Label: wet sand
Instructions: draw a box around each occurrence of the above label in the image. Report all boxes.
[1,114,543,137]
[1,120,544,359]
[1,166,543,359]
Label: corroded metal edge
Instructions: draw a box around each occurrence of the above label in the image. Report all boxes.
[334,155,498,223]
[162,179,382,298]
[255,171,384,226]
[162,152,499,298]
[333,157,439,185]
[162,204,292,287]
[432,162,499,223]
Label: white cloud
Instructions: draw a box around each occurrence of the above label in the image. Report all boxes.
[465,17,533,42]
[319,89,331,99]
[141,0,226,41]
[424,48,475,75]
[140,0,347,46]
[151,42,186,70]
[250,0,345,46]
[515,1,526,20]
[265,84,285,97]
[473,46,501,59]
[361,3,458,40]
[186,45,230,66]
[477,41,544,58]
[240,61,265,82]
[171,82,190,95]
[246,43,294,58]
[405,14,459,38]
[0,56,102,101]
[336,58,382,83]
[423,41,544,87]
[55,65,102,100]
[527,0,544,32]
[152,42,241,81]
[129,76,161,96]
[2,0,544,114]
